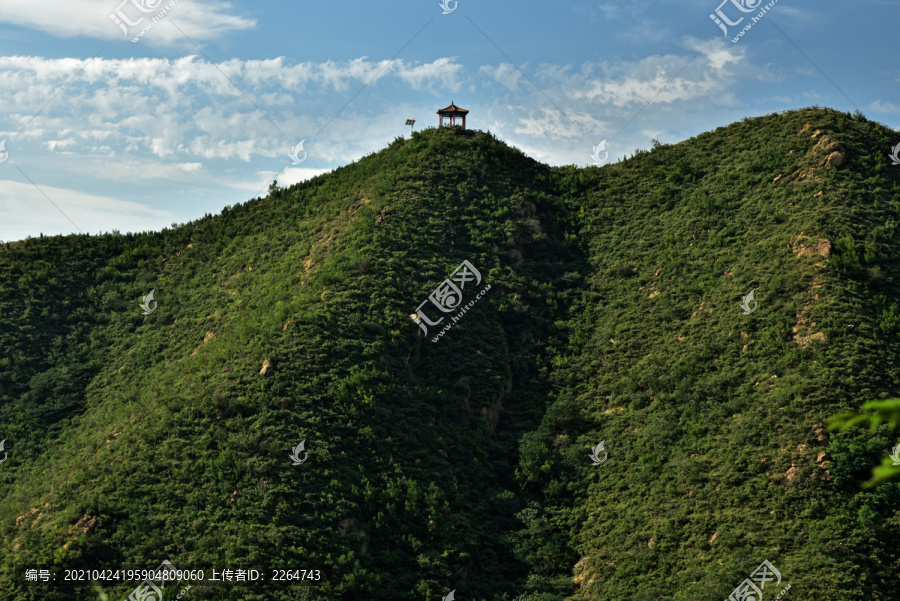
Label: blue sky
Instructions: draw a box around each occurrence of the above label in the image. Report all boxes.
[0,0,898,241]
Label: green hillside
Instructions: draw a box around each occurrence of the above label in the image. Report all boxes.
[522,108,900,600]
[1,108,899,600]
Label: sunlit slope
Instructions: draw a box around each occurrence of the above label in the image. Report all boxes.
[519,108,900,600]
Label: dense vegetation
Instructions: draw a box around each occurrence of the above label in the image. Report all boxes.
[1,108,899,600]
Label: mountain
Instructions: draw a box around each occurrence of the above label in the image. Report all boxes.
[1,108,899,601]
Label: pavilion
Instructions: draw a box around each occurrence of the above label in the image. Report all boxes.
[437,102,469,128]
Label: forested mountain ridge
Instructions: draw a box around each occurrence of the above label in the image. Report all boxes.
[527,108,900,600]
[0,107,899,600]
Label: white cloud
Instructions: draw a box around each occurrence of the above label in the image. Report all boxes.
[0,45,759,189]
[480,63,523,91]
[689,37,744,72]
[570,57,728,107]
[0,0,255,45]
[511,106,598,139]
[278,166,333,188]
[398,57,466,92]
[869,100,900,115]
[0,54,469,165]
[477,39,749,146]
[0,178,174,239]
[0,40,804,241]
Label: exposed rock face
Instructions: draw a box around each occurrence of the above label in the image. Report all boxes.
[63,514,98,549]
[784,464,800,481]
[573,556,596,589]
[191,331,216,356]
[795,331,826,346]
[793,288,825,347]
[790,234,832,258]
[259,358,275,376]
[814,427,827,443]
[823,151,845,169]
[794,128,847,181]
[816,135,846,170]
[788,232,830,347]
[68,514,98,536]
[14,503,49,528]
[816,451,831,480]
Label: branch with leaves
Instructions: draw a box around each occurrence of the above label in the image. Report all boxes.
[827,398,900,488]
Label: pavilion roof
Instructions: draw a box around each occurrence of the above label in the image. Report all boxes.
[436,101,469,115]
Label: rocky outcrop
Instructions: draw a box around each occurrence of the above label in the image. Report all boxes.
[789,234,832,258]
[259,358,275,376]
[816,135,846,170]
